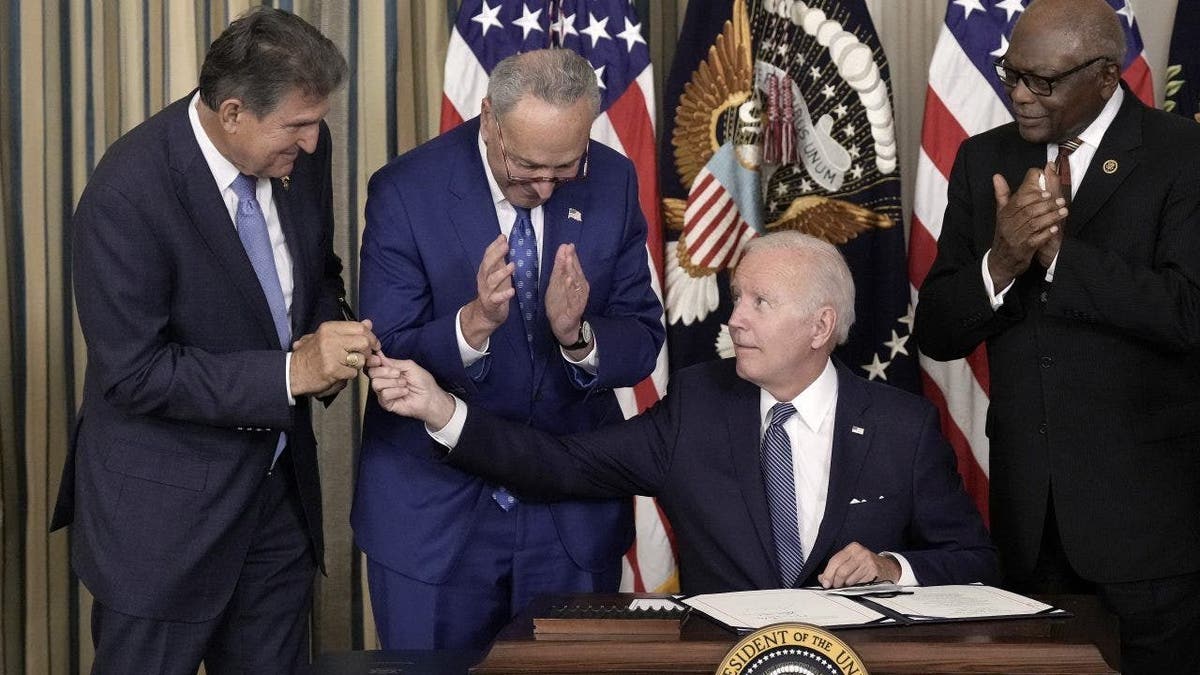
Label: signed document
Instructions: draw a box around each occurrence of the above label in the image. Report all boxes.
[682,589,892,631]
[866,584,1059,621]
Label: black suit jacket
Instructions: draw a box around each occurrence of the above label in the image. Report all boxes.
[914,87,1200,584]
[449,359,998,594]
[51,94,345,622]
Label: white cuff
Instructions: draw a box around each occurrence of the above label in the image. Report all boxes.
[981,250,1014,310]
[561,336,599,374]
[456,307,490,367]
[881,552,919,586]
[285,352,296,406]
[426,394,467,449]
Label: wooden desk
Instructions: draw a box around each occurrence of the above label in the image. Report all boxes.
[471,594,1119,674]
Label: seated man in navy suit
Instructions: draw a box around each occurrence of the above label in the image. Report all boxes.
[367,231,999,593]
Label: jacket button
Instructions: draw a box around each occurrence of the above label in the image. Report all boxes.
[1039,290,1048,304]
[1040,356,1053,368]
[1038,422,1047,435]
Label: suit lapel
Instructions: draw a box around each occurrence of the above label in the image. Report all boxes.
[725,375,782,586]
[447,119,522,363]
[530,191,584,392]
[799,364,873,585]
[1069,91,1142,233]
[166,97,281,348]
[272,176,309,341]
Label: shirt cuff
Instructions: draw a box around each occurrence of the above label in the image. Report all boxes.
[560,335,599,375]
[426,394,466,449]
[285,352,296,406]
[456,307,490,367]
[981,250,1014,310]
[881,552,919,586]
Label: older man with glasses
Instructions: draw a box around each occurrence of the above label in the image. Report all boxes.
[353,48,664,651]
[915,0,1200,671]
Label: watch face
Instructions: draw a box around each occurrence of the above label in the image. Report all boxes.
[580,321,593,343]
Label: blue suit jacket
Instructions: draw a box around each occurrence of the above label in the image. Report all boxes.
[50,95,345,622]
[450,359,999,593]
[354,117,665,582]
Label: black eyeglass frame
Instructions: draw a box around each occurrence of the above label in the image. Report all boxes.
[993,56,1111,96]
[492,115,589,186]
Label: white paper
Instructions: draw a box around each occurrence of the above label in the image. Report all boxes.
[628,598,684,612]
[683,589,889,630]
[866,584,1055,621]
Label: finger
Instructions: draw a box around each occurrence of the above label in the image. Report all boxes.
[480,235,511,271]
[992,173,1012,209]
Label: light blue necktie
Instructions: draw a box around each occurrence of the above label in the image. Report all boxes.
[509,206,539,348]
[231,173,289,466]
[761,402,804,586]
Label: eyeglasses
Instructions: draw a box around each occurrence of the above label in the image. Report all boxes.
[493,115,588,185]
[993,56,1110,96]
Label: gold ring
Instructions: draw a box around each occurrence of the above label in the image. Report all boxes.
[344,352,361,368]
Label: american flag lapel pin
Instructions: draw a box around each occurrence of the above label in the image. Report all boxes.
[568,207,582,222]
[851,426,865,435]
[281,176,291,191]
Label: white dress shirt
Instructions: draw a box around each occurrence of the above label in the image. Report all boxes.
[188,92,296,403]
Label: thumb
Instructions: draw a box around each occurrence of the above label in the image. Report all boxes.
[992,173,1011,208]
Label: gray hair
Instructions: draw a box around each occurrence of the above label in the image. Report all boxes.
[487,49,601,120]
[1023,0,1126,64]
[741,231,856,345]
[199,6,347,116]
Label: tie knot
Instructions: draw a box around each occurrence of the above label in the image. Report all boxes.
[1058,138,1083,157]
[513,205,532,223]
[768,402,797,427]
[231,173,258,201]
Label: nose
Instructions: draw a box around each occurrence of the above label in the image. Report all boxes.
[531,181,555,203]
[728,298,747,330]
[1009,79,1037,105]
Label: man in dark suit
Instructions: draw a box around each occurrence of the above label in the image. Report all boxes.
[368,231,998,595]
[51,8,377,673]
[914,0,1200,670]
[355,48,664,650]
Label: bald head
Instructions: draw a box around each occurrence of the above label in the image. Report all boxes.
[1016,0,1125,64]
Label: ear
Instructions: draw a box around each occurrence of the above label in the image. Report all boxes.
[1099,60,1121,98]
[480,98,494,141]
[809,306,838,351]
[217,98,248,134]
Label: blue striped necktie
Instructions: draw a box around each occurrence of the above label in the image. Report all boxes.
[231,173,289,466]
[761,402,804,586]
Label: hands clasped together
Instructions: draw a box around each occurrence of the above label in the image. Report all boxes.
[987,163,1069,291]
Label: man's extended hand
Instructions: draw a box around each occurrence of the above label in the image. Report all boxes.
[366,354,455,429]
[460,234,515,349]
[817,542,902,589]
[988,166,1068,290]
[544,243,591,350]
[289,319,379,397]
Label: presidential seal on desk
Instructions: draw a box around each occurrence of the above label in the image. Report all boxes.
[715,623,868,675]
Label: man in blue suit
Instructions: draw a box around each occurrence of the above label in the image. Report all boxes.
[355,48,664,650]
[368,232,999,595]
[51,8,377,673]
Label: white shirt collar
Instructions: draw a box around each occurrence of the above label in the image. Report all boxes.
[477,131,509,210]
[760,359,839,432]
[1075,85,1123,150]
[188,91,242,193]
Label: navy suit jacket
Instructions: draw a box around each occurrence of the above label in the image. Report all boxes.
[354,117,664,582]
[449,359,999,593]
[915,87,1200,584]
[51,94,345,622]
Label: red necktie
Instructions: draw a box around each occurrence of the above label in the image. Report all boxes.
[1056,137,1083,206]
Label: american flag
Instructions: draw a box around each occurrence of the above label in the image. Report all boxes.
[441,0,676,593]
[908,0,1154,522]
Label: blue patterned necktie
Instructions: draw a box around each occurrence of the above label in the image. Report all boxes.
[491,205,540,512]
[761,402,804,586]
[231,173,289,466]
[509,206,539,348]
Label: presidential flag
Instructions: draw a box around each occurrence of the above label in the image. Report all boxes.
[442,0,676,593]
[660,0,918,393]
[1165,0,1200,120]
[908,0,1154,521]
